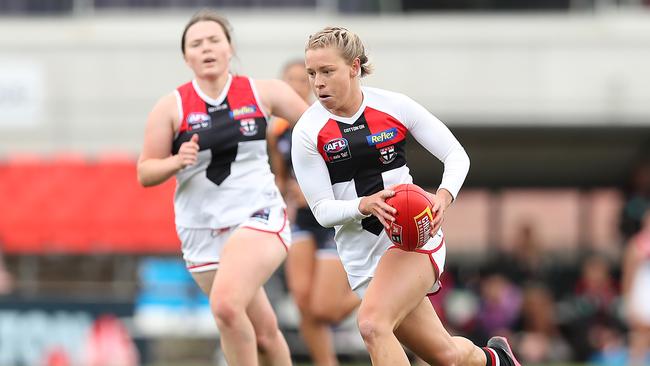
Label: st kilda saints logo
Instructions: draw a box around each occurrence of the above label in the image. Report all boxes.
[323,138,351,163]
[239,118,258,137]
[414,206,434,248]
[379,145,396,164]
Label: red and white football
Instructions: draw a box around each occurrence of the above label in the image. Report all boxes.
[384,184,435,251]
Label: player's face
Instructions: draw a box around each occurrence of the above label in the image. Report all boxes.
[305,47,360,116]
[283,64,311,103]
[183,21,232,79]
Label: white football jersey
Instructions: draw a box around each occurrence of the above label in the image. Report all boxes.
[172,75,284,229]
[291,87,469,277]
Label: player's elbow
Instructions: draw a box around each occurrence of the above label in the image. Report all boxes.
[461,147,471,172]
[136,164,156,187]
[314,215,336,229]
[137,172,153,187]
[453,144,471,174]
[311,204,336,228]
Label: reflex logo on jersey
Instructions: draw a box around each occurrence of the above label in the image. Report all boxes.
[366,128,398,146]
[379,145,396,164]
[239,118,258,136]
[230,105,257,120]
[323,137,352,163]
[414,207,434,248]
[187,112,212,131]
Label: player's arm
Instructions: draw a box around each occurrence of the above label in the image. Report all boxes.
[399,94,470,232]
[137,94,196,187]
[266,121,288,195]
[400,95,470,202]
[291,123,391,228]
[256,79,308,127]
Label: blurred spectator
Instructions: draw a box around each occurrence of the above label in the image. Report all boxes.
[513,284,572,363]
[562,253,624,361]
[491,222,553,286]
[574,254,619,316]
[622,208,650,365]
[619,159,650,241]
[475,273,521,342]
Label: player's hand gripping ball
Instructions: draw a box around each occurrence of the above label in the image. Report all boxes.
[385,184,435,251]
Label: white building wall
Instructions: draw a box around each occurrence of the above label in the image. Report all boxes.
[0,11,649,154]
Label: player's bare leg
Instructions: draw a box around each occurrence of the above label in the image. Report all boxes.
[210,228,291,366]
[395,297,485,365]
[192,271,289,365]
[247,286,292,366]
[357,249,434,366]
[310,256,359,324]
[286,238,337,366]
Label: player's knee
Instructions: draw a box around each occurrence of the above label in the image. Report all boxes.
[289,285,311,314]
[211,298,243,329]
[311,299,333,321]
[357,311,392,345]
[311,301,345,324]
[255,327,280,354]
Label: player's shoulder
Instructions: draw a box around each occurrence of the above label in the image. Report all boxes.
[363,86,410,104]
[294,101,330,136]
[363,86,412,113]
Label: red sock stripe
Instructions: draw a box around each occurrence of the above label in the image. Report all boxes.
[483,347,496,366]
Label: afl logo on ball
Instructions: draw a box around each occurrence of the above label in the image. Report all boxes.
[414,206,433,248]
[389,223,403,245]
[239,118,258,136]
[323,138,351,163]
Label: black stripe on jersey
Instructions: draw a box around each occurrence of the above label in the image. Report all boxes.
[326,115,407,236]
[172,101,267,185]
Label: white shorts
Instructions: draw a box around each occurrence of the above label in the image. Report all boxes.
[177,203,291,273]
[348,236,447,299]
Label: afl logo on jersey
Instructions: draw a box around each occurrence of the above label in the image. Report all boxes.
[230,105,257,120]
[239,118,258,137]
[323,138,352,163]
[187,112,212,131]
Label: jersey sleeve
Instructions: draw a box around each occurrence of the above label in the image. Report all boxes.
[291,122,369,228]
[399,95,470,199]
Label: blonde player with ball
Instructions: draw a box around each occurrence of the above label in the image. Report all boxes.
[291,26,521,366]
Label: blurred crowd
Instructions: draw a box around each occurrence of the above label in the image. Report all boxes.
[426,159,650,365]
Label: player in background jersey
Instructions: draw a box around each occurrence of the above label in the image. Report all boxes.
[623,207,650,365]
[137,10,307,366]
[291,27,521,366]
[268,60,360,366]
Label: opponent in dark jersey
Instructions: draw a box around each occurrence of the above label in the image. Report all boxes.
[268,60,359,366]
[137,10,307,365]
